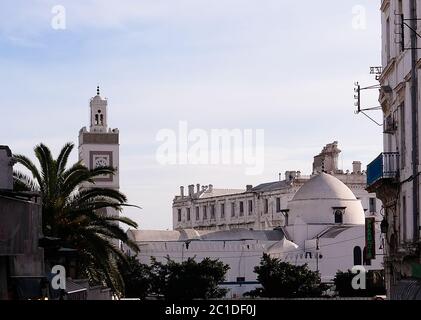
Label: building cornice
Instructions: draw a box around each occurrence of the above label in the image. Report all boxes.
[379,58,396,84]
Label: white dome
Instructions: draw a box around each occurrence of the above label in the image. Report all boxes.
[287,173,365,226]
[292,173,356,201]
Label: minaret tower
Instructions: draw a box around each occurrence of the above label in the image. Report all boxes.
[78,87,120,215]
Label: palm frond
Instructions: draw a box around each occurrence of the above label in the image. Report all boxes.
[56,142,74,175]
[13,170,39,191]
[13,154,43,192]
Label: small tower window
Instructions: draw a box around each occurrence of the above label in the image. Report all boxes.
[95,114,99,125]
[100,114,104,125]
[334,209,343,224]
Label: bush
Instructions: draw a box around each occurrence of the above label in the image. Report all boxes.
[249,254,325,298]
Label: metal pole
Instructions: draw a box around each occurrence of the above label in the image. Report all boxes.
[316,237,320,273]
[409,0,419,241]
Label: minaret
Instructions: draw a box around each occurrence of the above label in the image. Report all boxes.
[90,86,108,133]
[78,87,120,215]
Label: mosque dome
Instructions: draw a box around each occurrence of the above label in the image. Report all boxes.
[293,172,357,201]
[287,173,365,225]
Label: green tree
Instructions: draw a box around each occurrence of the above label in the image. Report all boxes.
[13,142,140,293]
[148,256,230,300]
[249,253,324,298]
[119,255,151,299]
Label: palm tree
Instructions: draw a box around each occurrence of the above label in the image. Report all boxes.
[13,142,140,294]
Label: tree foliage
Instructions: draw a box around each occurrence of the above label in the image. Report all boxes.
[118,255,151,299]
[120,256,230,300]
[248,253,325,298]
[150,257,230,300]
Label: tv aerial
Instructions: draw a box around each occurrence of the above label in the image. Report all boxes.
[354,67,388,127]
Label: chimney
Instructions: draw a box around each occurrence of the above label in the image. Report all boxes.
[196,184,200,193]
[188,185,194,197]
[0,146,14,190]
[180,186,184,198]
[246,185,253,191]
[285,171,297,182]
[352,161,362,174]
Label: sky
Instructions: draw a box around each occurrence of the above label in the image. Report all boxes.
[0,0,384,230]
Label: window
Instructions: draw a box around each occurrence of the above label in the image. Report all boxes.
[353,246,362,266]
[248,200,253,215]
[231,202,235,217]
[196,207,200,221]
[400,104,406,168]
[177,209,182,222]
[211,205,215,220]
[239,202,244,216]
[334,210,343,224]
[264,199,268,214]
[187,208,191,221]
[276,198,281,212]
[220,203,225,219]
[203,206,207,219]
[369,198,377,213]
[363,247,372,266]
[402,195,407,241]
[397,0,404,53]
[386,17,391,62]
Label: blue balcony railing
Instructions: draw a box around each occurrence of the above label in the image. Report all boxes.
[367,152,399,186]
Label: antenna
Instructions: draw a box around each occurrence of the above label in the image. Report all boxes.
[354,67,383,127]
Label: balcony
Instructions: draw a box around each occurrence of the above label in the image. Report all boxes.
[366,152,399,203]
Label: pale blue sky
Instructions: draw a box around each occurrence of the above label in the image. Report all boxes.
[0,1,383,229]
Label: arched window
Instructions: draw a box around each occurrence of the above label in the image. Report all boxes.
[95,114,99,125]
[100,114,104,125]
[353,246,362,266]
[334,210,343,224]
[363,247,372,266]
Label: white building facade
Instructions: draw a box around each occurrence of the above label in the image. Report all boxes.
[173,142,382,231]
[366,0,421,299]
[127,173,384,298]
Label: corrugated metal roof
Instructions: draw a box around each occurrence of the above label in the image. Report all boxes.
[128,228,285,242]
[251,181,291,193]
[391,279,421,300]
[199,189,245,199]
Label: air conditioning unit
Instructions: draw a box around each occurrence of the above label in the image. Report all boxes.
[384,114,397,134]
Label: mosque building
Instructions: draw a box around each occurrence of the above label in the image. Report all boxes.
[126,173,384,298]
